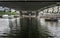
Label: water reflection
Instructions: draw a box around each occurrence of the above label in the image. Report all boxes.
[20,18,39,38]
[39,18,60,38]
[1,17,60,38]
[0,18,10,36]
[0,18,20,38]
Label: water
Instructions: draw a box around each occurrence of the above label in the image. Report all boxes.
[0,18,20,38]
[39,18,60,38]
[0,18,10,36]
[0,17,60,38]
[20,18,39,38]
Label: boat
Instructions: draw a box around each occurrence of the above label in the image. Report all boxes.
[45,18,58,21]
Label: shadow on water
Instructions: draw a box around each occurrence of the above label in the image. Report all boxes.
[20,17,40,38]
[8,18,60,38]
[0,17,40,38]
[9,17,51,38]
[0,17,56,38]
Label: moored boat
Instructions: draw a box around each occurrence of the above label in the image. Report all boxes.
[45,18,58,21]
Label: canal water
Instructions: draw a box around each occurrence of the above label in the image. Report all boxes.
[0,17,60,38]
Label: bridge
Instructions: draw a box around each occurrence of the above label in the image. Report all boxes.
[0,2,58,17]
[0,2,59,18]
[0,1,59,38]
[37,3,60,19]
[39,14,60,18]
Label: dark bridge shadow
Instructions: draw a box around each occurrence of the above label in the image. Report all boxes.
[20,17,39,38]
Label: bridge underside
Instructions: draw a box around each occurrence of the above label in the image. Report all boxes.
[0,2,59,17]
[0,0,60,1]
[0,2,57,11]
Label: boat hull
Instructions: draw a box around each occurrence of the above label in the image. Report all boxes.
[45,18,58,21]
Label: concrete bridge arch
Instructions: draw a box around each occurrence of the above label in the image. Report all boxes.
[37,3,60,18]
